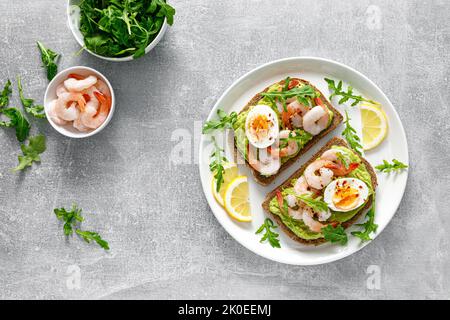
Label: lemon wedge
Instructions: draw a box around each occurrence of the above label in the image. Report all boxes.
[360,104,388,150]
[212,163,239,207]
[224,176,252,222]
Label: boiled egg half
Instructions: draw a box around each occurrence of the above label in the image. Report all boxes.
[245,104,279,148]
[324,178,369,212]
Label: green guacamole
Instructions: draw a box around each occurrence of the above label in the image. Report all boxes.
[268,146,374,239]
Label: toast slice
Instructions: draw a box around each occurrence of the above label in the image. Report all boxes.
[234,78,343,185]
[261,137,378,245]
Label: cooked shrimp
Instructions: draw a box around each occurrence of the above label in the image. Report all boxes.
[285,194,297,208]
[288,207,303,220]
[321,149,360,176]
[282,100,310,129]
[47,99,68,126]
[302,207,326,233]
[64,75,97,92]
[293,175,315,196]
[73,116,90,132]
[56,84,68,97]
[304,159,334,189]
[82,87,100,111]
[80,91,110,129]
[248,144,281,176]
[269,130,299,158]
[302,105,329,135]
[55,92,85,121]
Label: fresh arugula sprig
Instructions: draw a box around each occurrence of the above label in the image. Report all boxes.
[202,109,238,134]
[322,225,348,245]
[284,190,329,213]
[78,0,175,59]
[375,159,408,173]
[260,82,316,108]
[0,107,31,142]
[54,204,110,250]
[0,79,12,108]
[13,134,46,171]
[17,76,45,119]
[351,201,378,242]
[256,218,281,248]
[54,204,84,236]
[76,230,110,250]
[342,110,363,156]
[324,78,379,106]
[209,136,227,192]
[37,41,60,81]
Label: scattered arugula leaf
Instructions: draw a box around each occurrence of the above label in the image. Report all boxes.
[13,134,46,171]
[36,41,60,81]
[0,79,12,108]
[280,130,313,146]
[202,109,238,134]
[322,225,348,245]
[375,159,408,173]
[342,110,363,156]
[256,218,281,248]
[0,107,31,142]
[336,152,350,169]
[17,76,45,119]
[54,204,110,250]
[260,83,316,107]
[351,201,378,242]
[76,230,110,250]
[296,193,329,213]
[54,204,84,236]
[78,0,175,59]
[209,136,227,192]
[324,78,379,106]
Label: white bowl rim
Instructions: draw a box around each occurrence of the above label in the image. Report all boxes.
[66,0,168,62]
[44,66,115,138]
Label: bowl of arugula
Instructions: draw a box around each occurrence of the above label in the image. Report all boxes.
[67,0,175,62]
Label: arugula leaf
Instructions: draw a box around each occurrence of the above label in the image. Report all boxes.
[54,204,84,236]
[202,109,238,134]
[54,204,110,250]
[78,0,175,59]
[342,110,363,156]
[322,225,348,245]
[76,230,110,250]
[37,41,60,81]
[209,136,227,192]
[324,78,379,106]
[13,134,46,171]
[351,201,378,242]
[17,76,45,119]
[0,79,12,108]
[260,84,316,107]
[280,130,313,146]
[296,193,329,213]
[375,159,408,173]
[0,107,31,142]
[255,218,281,248]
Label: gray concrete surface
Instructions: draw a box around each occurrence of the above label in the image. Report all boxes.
[0,0,449,299]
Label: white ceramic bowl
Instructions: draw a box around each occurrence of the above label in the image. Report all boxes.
[67,0,168,62]
[44,66,115,138]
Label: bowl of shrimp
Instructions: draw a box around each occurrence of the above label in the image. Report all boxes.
[44,66,115,138]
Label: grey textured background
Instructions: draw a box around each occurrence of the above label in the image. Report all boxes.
[0,0,449,299]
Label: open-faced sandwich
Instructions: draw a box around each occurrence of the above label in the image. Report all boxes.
[262,137,377,245]
[232,77,343,185]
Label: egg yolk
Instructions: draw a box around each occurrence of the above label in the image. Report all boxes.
[250,115,273,140]
[332,184,360,210]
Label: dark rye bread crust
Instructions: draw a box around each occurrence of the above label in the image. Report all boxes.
[261,137,378,246]
[234,78,343,185]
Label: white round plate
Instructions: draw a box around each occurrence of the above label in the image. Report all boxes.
[198,57,408,265]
